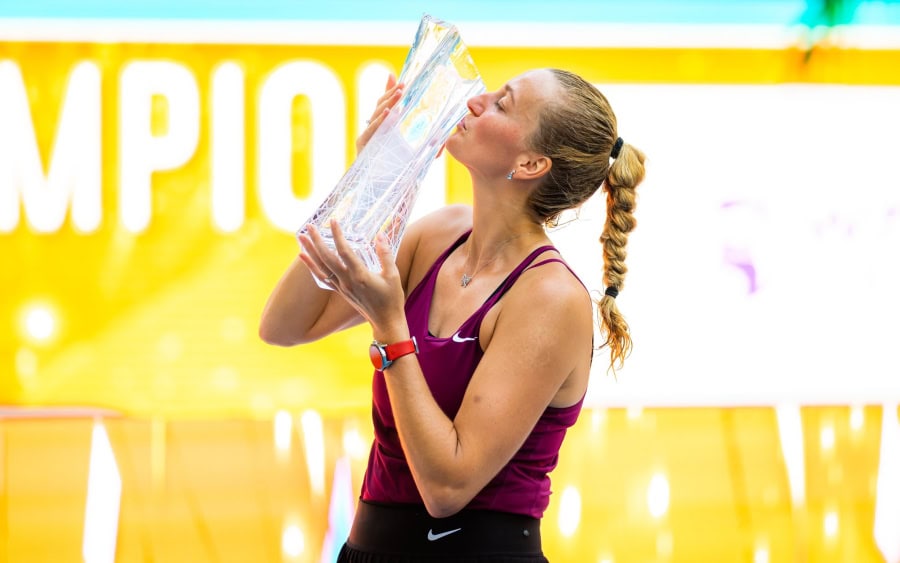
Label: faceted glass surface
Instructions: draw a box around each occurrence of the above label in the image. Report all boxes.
[297,14,485,288]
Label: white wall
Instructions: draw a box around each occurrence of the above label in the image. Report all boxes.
[547,83,900,406]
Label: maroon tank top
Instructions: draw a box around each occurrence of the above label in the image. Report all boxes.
[361,230,586,519]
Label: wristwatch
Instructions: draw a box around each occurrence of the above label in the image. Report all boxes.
[369,337,418,371]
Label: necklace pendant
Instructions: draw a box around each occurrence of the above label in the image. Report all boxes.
[460,274,472,288]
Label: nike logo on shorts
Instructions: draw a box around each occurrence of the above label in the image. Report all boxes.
[427,527,462,541]
[452,332,477,343]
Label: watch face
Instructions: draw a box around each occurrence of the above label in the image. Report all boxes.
[369,344,386,370]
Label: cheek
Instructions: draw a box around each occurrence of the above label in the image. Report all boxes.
[445,119,523,164]
[488,121,526,150]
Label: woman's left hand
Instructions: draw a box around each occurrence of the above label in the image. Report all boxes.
[356,75,403,155]
[298,220,408,338]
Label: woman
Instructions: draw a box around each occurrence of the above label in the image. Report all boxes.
[260,68,646,561]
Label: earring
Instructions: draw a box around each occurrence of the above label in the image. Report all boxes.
[507,170,516,180]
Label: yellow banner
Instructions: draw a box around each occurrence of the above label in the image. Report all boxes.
[1,41,897,417]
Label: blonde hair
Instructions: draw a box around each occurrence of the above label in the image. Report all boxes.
[527,69,647,373]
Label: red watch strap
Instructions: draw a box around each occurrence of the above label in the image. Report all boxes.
[384,338,417,361]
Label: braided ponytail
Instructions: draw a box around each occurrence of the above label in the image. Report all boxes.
[598,142,645,373]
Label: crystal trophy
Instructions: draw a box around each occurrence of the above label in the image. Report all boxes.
[296,14,485,288]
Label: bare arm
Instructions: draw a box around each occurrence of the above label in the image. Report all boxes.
[378,272,592,517]
[303,220,593,517]
[259,76,406,346]
[259,257,365,346]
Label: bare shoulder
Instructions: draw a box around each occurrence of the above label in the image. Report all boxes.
[480,255,593,407]
[503,256,592,335]
[399,205,473,291]
[527,257,590,304]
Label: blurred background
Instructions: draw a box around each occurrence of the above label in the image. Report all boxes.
[2,0,900,561]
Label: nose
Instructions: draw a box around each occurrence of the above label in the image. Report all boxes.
[467,92,487,116]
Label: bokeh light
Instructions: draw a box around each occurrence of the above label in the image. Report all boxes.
[281,523,304,558]
[19,302,58,344]
[824,510,839,539]
[557,485,582,538]
[647,473,670,519]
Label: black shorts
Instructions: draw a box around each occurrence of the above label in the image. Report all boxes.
[337,499,549,562]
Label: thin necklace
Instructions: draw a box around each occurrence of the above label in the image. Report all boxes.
[460,233,524,288]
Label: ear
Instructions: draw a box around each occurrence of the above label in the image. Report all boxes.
[514,153,552,181]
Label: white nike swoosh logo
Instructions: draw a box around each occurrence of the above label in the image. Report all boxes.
[451,332,477,343]
[427,527,462,541]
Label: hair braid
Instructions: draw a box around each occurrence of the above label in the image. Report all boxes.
[598,142,644,372]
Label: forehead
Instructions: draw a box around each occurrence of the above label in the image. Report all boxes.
[506,69,560,104]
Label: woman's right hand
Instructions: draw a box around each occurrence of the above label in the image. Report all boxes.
[356,74,404,154]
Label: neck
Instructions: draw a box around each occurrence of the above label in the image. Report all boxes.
[468,175,545,250]
[461,183,547,284]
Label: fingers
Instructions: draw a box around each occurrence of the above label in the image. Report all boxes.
[301,224,356,284]
[356,78,404,153]
[301,221,365,280]
[362,108,389,139]
[297,242,332,285]
[328,220,367,278]
[378,73,399,102]
[375,233,396,274]
[370,79,403,122]
[298,228,338,283]
[384,73,397,93]
[301,221,397,292]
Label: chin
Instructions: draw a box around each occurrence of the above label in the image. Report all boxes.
[443,136,462,160]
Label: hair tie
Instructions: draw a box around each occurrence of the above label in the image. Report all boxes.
[604,286,619,298]
[610,137,624,159]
